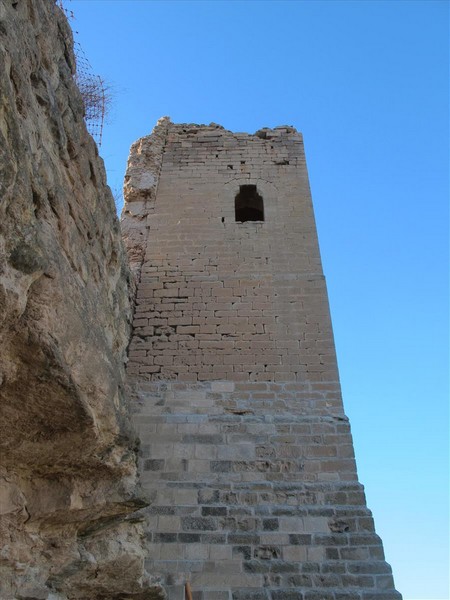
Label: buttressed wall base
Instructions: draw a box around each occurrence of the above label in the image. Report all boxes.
[121,119,402,599]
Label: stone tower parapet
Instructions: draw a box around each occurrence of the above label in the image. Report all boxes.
[122,120,402,599]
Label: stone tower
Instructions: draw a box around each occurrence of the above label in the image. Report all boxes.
[121,118,401,599]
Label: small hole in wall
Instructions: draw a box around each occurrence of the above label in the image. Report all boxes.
[241,161,246,165]
[221,217,225,223]
[235,185,264,222]
[216,154,219,158]
[227,164,233,170]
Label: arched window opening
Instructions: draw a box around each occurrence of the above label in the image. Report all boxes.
[235,185,264,222]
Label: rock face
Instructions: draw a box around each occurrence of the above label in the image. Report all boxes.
[0,1,163,598]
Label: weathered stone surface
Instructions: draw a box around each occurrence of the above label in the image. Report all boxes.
[122,122,339,385]
[122,117,170,282]
[0,1,163,598]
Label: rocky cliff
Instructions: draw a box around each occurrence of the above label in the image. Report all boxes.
[0,1,163,598]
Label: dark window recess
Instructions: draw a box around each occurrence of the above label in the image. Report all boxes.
[235,185,264,222]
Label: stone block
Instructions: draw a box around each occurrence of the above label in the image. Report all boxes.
[271,593,304,600]
[182,517,218,531]
[211,381,235,393]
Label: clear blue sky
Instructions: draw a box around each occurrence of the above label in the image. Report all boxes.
[69,1,449,598]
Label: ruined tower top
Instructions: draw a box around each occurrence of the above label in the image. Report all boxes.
[123,118,339,392]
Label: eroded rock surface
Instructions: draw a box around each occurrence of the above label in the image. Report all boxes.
[121,117,169,284]
[0,1,163,598]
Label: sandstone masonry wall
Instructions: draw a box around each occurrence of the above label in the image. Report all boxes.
[122,122,402,599]
[0,2,163,598]
[126,123,338,385]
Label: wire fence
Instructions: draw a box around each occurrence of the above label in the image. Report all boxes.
[73,43,107,147]
[56,0,106,147]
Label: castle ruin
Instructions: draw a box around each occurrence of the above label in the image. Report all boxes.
[121,119,402,599]
[0,1,401,598]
